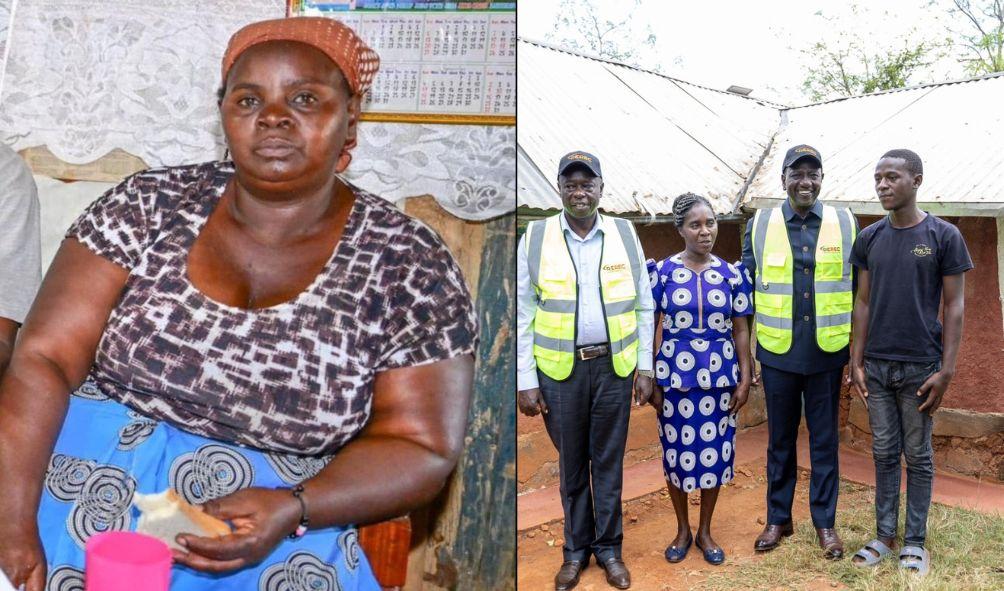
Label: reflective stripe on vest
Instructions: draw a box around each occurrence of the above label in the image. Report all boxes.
[751,205,855,354]
[526,214,641,380]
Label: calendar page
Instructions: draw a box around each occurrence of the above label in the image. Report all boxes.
[288,1,515,125]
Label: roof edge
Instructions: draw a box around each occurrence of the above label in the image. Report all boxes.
[785,71,1004,110]
[518,37,789,109]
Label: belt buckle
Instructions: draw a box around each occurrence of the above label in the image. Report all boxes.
[577,345,606,361]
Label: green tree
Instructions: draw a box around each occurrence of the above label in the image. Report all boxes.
[801,41,936,101]
[797,4,939,102]
[946,0,1004,74]
[545,0,659,70]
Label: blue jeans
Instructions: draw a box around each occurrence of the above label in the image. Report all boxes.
[864,357,939,548]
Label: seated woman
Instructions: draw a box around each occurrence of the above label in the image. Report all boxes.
[0,17,476,591]
[646,193,752,566]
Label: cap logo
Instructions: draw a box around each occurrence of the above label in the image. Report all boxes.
[795,147,818,156]
[567,153,593,162]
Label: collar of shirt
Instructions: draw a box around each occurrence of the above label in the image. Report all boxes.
[782,198,823,222]
[559,211,604,243]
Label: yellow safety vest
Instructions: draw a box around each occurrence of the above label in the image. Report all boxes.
[750,204,855,354]
[525,214,642,380]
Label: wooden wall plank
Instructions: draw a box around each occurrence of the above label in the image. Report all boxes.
[402,197,514,590]
[19,146,147,182]
[436,214,515,590]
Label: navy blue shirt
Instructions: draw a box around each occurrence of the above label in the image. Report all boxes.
[742,199,858,375]
[849,213,972,362]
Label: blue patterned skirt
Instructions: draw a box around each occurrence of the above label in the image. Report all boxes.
[658,386,737,492]
[39,383,379,591]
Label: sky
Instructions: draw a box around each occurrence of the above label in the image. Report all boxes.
[518,0,969,105]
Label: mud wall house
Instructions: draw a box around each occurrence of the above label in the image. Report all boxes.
[516,38,1004,499]
[0,4,514,590]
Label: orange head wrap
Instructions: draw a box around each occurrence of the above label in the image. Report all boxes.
[221,17,380,171]
[221,17,380,96]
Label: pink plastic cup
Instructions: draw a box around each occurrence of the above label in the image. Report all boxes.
[85,531,171,591]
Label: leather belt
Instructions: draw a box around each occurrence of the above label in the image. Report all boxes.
[576,344,610,361]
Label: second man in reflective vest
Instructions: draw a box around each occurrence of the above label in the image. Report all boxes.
[741,145,857,559]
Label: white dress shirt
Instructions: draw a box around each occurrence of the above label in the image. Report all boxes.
[516,213,654,391]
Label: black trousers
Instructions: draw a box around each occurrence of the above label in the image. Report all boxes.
[539,356,633,563]
[761,365,843,528]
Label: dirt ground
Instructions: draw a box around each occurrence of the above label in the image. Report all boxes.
[517,462,844,591]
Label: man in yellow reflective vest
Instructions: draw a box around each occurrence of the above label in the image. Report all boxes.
[517,151,655,590]
[741,145,857,560]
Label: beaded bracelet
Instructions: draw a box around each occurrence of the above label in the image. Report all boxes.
[288,484,310,539]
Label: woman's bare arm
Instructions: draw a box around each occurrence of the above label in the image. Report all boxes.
[0,240,128,589]
[176,355,475,572]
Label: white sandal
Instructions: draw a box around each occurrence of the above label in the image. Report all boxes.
[851,538,894,567]
[898,545,930,577]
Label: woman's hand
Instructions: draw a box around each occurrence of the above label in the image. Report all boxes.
[728,379,751,414]
[173,487,301,573]
[0,524,47,591]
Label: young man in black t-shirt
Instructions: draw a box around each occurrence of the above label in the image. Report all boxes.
[847,149,972,577]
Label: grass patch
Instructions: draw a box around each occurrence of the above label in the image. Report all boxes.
[700,480,1004,591]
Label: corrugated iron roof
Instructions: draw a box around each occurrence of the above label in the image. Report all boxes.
[517,142,556,208]
[519,39,1004,216]
[744,73,1004,216]
[517,39,780,216]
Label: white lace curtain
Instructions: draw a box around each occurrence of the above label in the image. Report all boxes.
[0,0,514,220]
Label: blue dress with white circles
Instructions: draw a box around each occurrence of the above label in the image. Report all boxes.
[647,254,754,491]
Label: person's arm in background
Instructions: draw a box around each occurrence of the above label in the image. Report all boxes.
[741,218,759,385]
[632,228,655,405]
[515,228,547,417]
[0,146,42,379]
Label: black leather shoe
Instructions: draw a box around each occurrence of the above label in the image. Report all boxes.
[754,521,794,552]
[599,557,631,589]
[816,527,844,560]
[554,560,585,591]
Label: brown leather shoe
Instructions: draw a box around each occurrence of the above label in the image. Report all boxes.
[599,557,631,589]
[754,521,794,552]
[816,527,844,560]
[554,560,585,591]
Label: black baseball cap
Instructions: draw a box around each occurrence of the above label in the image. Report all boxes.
[782,144,822,170]
[557,151,602,178]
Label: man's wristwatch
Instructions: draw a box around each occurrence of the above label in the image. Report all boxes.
[637,369,655,378]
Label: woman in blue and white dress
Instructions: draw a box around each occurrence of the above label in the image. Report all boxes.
[647,193,753,566]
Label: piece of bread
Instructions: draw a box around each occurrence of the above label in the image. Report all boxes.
[134,489,231,550]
